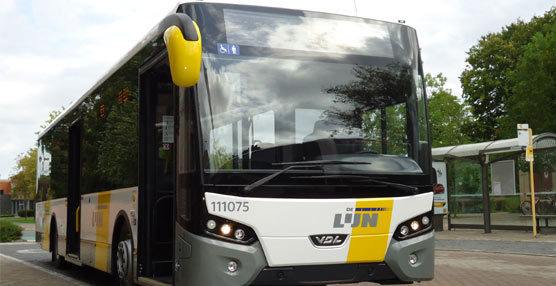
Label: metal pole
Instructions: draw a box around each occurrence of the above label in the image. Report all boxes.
[481,154,491,233]
[445,159,453,230]
[529,128,537,237]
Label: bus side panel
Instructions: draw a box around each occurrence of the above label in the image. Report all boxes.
[108,187,139,251]
[79,187,138,274]
[106,187,139,274]
[81,193,99,267]
[46,198,68,257]
[35,201,48,250]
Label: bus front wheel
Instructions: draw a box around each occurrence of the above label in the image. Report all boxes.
[115,225,133,286]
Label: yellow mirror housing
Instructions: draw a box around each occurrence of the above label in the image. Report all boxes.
[163,22,202,87]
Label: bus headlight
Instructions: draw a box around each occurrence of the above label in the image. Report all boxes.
[206,219,217,230]
[202,214,257,244]
[400,225,409,236]
[220,224,232,236]
[394,210,433,240]
[234,229,245,240]
[410,220,420,231]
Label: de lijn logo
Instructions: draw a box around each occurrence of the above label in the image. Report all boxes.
[333,207,387,228]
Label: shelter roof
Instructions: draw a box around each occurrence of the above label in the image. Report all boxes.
[432,132,556,161]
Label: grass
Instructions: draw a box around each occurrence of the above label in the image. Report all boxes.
[0,216,35,224]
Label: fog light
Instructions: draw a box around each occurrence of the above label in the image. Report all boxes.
[400,225,409,236]
[220,224,232,236]
[409,253,418,265]
[410,220,420,231]
[421,216,430,225]
[206,220,216,230]
[227,260,238,272]
[234,229,245,240]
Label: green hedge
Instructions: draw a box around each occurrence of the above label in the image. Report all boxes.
[490,196,521,213]
[17,209,34,217]
[0,220,23,242]
[0,214,15,217]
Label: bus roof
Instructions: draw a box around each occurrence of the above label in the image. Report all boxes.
[175,0,358,17]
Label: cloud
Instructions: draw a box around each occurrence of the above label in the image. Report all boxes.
[0,0,179,178]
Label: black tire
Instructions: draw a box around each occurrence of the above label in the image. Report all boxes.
[114,224,134,286]
[51,221,66,269]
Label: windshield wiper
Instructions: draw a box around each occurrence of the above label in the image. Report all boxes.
[292,174,419,195]
[243,160,371,193]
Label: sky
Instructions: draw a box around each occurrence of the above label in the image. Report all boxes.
[0,0,554,179]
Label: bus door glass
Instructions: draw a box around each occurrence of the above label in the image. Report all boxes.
[140,58,176,279]
[67,120,81,256]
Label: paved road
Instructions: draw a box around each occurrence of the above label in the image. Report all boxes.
[0,242,112,286]
[1,242,555,286]
[384,251,556,286]
[435,239,556,257]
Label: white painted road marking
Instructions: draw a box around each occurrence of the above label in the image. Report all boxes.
[16,249,47,254]
[0,242,35,246]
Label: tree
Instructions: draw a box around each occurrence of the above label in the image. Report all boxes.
[38,107,65,133]
[323,64,412,155]
[426,73,470,147]
[460,8,556,141]
[502,22,556,138]
[12,107,65,206]
[10,148,37,217]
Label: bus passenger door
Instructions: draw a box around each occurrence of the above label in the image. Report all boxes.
[138,56,176,281]
[67,120,81,257]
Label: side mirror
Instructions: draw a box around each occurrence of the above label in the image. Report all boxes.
[160,14,202,87]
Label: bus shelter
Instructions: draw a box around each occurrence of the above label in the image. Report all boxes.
[432,133,556,233]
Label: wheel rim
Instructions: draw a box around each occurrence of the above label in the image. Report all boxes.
[117,239,132,280]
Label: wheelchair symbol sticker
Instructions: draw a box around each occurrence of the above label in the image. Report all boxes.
[218,43,240,55]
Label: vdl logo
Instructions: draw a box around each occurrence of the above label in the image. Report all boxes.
[309,234,348,247]
[333,207,387,228]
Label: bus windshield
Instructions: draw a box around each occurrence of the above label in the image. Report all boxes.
[196,6,425,175]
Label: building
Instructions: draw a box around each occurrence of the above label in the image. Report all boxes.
[0,179,12,215]
[0,179,34,216]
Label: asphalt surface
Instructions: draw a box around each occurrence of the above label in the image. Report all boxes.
[0,242,113,286]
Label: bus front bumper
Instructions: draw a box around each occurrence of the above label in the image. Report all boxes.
[174,228,434,285]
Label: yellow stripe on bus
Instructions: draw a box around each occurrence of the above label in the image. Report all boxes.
[346,198,393,263]
[42,200,51,251]
[94,192,111,272]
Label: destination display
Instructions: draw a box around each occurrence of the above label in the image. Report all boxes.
[223,9,396,58]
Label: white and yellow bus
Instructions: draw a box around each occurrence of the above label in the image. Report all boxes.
[35,1,435,285]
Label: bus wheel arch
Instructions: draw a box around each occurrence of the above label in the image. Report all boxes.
[49,214,56,252]
[112,211,134,286]
[50,215,65,268]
